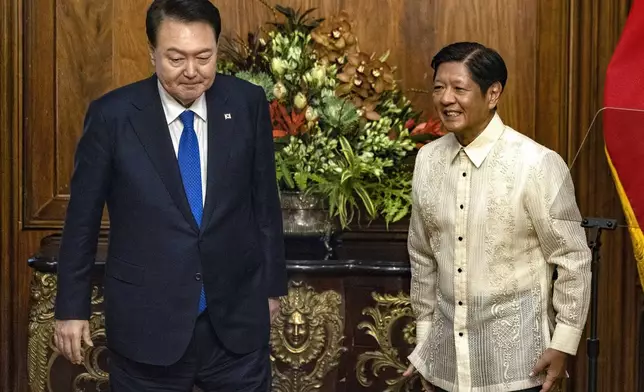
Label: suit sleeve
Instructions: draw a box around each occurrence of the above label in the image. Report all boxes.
[252,87,287,297]
[55,100,113,320]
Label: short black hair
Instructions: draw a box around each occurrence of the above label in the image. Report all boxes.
[431,42,507,94]
[146,0,222,48]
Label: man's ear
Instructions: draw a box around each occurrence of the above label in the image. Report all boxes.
[149,45,156,67]
[486,81,503,110]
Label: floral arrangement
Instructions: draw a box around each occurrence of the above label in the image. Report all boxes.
[218,4,444,228]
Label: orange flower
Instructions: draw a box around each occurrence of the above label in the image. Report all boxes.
[411,118,444,137]
[411,117,445,148]
[270,100,307,137]
[272,129,288,138]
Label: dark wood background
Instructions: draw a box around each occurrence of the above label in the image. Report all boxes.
[0,0,638,391]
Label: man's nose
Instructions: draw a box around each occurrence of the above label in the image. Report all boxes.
[184,60,197,78]
[439,88,456,105]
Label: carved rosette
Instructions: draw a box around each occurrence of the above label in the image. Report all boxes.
[270,280,346,392]
[28,271,108,392]
[356,291,421,392]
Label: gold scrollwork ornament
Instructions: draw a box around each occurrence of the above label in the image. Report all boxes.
[270,280,346,392]
[356,291,422,392]
[28,271,108,392]
[28,272,58,392]
[70,312,108,392]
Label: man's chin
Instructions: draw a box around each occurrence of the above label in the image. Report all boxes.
[442,125,462,134]
[176,92,203,106]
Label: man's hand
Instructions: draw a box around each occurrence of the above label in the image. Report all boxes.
[403,364,434,391]
[268,298,280,323]
[530,348,568,392]
[54,320,93,365]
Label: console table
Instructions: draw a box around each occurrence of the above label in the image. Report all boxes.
[27,227,423,392]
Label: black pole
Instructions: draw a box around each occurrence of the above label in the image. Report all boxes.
[580,217,616,392]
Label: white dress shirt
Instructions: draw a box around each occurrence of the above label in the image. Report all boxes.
[158,82,208,206]
[407,113,591,391]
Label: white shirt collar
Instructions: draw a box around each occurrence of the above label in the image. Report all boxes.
[157,80,207,124]
[447,112,505,168]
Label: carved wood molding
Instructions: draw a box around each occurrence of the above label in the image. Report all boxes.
[0,0,22,389]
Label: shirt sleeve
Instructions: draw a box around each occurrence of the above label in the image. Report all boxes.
[526,150,592,355]
[408,149,438,347]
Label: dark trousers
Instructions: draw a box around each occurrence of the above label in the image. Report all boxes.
[108,312,271,391]
[436,388,541,392]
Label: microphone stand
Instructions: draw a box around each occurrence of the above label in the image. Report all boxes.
[580,217,616,392]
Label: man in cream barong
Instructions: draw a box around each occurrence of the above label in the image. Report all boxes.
[403,42,591,392]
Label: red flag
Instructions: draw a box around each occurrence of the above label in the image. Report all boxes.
[604,0,644,289]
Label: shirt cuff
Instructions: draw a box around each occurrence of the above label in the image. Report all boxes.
[548,323,583,355]
[415,320,432,346]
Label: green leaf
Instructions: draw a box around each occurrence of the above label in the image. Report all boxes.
[308,173,326,184]
[278,155,295,189]
[294,171,309,191]
[339,136,355,163]
[355,185,376,218]
[340,170,353,184]
[392,205,409,222]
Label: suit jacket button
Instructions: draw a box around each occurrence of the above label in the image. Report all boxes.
[195,273,202,281]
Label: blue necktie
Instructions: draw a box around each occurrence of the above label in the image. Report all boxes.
[178,110,207,314]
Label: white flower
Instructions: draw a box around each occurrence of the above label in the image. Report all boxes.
[287,46,302,60]
[294,93,308,109]
[311,65,326,84]
[273,82,287,100]
[305,106,319,122]
[271,58,288,76]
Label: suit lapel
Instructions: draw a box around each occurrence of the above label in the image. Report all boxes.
[129,76,200,233]
[200,80,234,234]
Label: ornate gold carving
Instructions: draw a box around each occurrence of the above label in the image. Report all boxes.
[356,291,422,392]
[28,272,58,392]
[28,271,108,392]
[71,312,108,392]
[29,275,346,391]
[270,280,346,392]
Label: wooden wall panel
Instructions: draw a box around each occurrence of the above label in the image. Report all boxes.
[24,0,58,226]
[535,0,570,155]
[0,0,637,391]
[113,0,151,85]
[55,0,114,194]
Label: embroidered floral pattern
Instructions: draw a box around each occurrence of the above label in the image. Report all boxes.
[406,116,591,391]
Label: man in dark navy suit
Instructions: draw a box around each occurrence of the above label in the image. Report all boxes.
[53,0,287,390]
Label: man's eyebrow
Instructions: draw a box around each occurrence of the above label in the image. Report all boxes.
[165,48,213,55]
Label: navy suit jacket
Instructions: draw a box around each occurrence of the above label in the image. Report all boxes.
[54,74,287,366]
